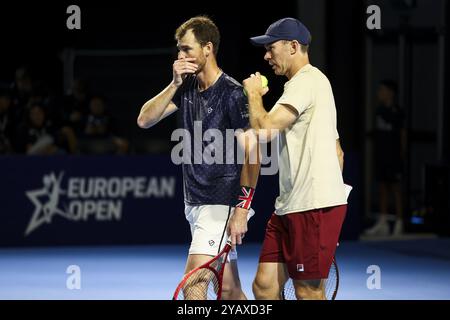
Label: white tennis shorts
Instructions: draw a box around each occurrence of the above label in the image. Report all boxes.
[185,204,255,259]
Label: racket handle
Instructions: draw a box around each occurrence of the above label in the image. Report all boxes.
[228,248,238,260]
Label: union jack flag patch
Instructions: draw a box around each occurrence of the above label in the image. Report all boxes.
[236,186,255,210]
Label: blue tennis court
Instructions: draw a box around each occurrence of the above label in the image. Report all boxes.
[1,238,449,300]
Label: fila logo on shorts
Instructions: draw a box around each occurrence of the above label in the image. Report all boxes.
[297,264,304,272]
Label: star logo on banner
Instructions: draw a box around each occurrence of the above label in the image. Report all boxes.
[25,172,70,236]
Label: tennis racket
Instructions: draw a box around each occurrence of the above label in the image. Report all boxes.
[282,256,339,300]
[173,239,232,300]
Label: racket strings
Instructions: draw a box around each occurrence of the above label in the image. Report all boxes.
[325,264,338,299]
[174,256,225,300]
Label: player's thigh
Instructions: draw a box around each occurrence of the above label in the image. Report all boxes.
[187,205,232,256]
[293,279,323,290]
[222,259,243,288]
[184,254,214,274]
[293,279,325,300]
[254,262,289,291]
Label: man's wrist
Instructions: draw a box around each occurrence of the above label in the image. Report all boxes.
[234,207,249,214]
[170,80,182,89]
[235,186,255,210]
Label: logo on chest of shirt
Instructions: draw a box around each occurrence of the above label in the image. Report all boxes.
[240,104,249,119]
[198,95,213,115]
[183,97,194,105]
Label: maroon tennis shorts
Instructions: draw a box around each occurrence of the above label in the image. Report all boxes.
[259,205,347,280]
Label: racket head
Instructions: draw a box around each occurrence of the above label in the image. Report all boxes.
[282,257,339,300]
[327,257,339,300]
[173,243,232,300]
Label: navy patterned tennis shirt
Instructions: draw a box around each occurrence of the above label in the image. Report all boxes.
[172,72,249,206]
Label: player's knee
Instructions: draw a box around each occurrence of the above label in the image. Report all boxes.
[221,282,233,297]
[221,283,245,300]
[294,284,324,300]
[252,275,278,299]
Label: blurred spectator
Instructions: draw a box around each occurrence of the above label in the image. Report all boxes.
[60,79,91,135]
[19,104,58,155]
[17,104,77,155]
[6,66,130,156]
[78,95,128,155]
[364,80,406,237]
[10,66,33,109]
[9,67,53,134]
[9,67,34,131]
[0,89,14,154]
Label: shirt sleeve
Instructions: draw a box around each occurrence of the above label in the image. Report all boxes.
[276,76,312,117]
[172,90,181,109]
[227,88,250,130]
[171,84,185,110]
[171,76,193,109]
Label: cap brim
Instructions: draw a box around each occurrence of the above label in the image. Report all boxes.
[249,34,279,46]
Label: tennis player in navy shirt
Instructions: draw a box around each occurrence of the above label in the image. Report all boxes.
[137,16,260,300]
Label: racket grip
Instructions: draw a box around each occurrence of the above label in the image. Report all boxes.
[228,248,238,260]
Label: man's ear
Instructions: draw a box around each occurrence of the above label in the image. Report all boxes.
[290,40,300,55]
[204,41,213,57]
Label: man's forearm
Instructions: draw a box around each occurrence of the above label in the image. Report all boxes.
[240,162,260,189]
[241,141,261,189]
[247,92,269,130]
[137,81,178,128]
[238,131,261,188]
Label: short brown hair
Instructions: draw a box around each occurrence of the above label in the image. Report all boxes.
[282,40,309,54]
[175,16,220,56]
[300,44,309,54]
